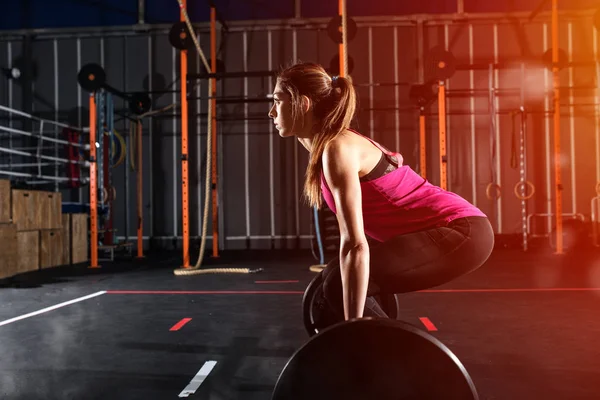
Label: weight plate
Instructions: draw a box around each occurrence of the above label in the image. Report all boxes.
[303,272,400,337]
[273,318,479,400]
[129,92,152,115]
[327,15,358,44]
[542,48,568,71]
[425,46,457,81]
[78,63,106,92]
[169,21,194,50]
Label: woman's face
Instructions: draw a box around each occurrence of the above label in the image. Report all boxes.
[269,82,295,138]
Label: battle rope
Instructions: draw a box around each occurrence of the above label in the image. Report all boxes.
[172,0,258,275]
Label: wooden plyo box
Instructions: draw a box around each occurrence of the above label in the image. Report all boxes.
[62,213,88,265]
[11,190,42,231]
[41,192,62,230]
[0,180,10,224]
[40,229,64,269]
[62,214,71,265]
[16,230,40,275]
[11,190,62,231]
[71,214,88,264]
[0,223,18,279]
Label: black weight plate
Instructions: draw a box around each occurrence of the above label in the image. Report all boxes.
[542,48,568,71]
[129,92,152,115]
[303,272,400,337]
[327,15,358,44]
[78,63,106,92]
[425,46,457,81]
[302,273,327,336]
[273,318,479,400]
[169,21,194,50]
[409,81,439,108]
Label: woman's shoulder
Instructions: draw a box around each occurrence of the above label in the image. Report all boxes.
[323,132,356,160]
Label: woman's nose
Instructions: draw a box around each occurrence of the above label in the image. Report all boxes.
[268,104,276,118]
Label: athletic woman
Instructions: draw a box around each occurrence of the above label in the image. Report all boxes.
[268,62,494,326]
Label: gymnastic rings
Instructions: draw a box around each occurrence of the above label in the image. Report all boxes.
[514,181,535,200]
[485,183,502,200]
[102,186,117,202]
[112,130,127,168]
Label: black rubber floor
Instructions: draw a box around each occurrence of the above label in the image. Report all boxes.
[1,247,600,399]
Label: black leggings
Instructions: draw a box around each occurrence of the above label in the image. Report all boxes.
[320,216,495,321]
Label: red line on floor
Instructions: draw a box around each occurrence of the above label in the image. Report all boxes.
[170,318,192,331]
[106,290,305,295]
[419,317,438,332]
[105,287,600,296]
[254,280,300,284]
[419,287,600,293]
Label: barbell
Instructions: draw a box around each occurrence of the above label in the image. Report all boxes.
[272,318,479,400]
[77,63,152,115]
[302,271,400,337]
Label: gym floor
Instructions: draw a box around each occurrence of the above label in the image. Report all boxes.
[1,247,600,400]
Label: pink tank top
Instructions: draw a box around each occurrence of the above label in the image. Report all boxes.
[320,130,487,242]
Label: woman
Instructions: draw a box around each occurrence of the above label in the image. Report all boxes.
[268,62,494,326]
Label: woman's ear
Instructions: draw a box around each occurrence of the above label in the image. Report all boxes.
[301,95,312,113]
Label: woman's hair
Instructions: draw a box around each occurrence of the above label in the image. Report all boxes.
[276,62,357,208]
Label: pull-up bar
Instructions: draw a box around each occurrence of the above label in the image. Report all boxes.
[188,70,275,80]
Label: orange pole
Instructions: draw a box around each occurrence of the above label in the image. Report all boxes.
[338,0,345,77]
[210,6,219,258]
[552,0,563,254]
[438,82,448,190]
[89,94,99,268]
[419,110,427,179]
[137,121,144,258]
[180,0,190,267]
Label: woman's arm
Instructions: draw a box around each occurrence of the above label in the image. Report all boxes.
[322,138,370,320]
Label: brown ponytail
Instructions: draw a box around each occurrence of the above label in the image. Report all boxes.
[276,63,357,208]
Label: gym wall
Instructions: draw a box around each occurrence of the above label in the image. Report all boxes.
[0,9,599,250]
[0,0,596,30]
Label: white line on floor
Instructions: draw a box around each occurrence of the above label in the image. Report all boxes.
[178,361,218,398]
[0,291,107,327]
